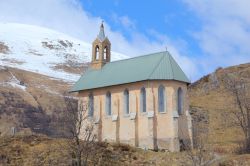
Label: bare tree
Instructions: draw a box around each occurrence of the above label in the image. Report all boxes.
[223,74,250,152]
[181,122,216,166]
[63,94,96,166]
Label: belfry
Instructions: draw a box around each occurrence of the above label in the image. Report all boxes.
[91,22,111,69]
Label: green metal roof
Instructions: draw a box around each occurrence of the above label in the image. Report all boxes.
[71,51,190,92]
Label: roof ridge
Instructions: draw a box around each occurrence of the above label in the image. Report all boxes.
[108,51,167,64]
[168,53,175,79]
[147,52,165,79]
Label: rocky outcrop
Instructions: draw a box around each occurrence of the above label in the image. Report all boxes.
[0,42,10,54]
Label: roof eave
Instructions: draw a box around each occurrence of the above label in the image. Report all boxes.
[70,78,190,92]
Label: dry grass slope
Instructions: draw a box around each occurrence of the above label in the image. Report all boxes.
[189,63,250,152]
[0,135,192,166]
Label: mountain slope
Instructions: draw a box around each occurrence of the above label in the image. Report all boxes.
[0,22,129,137]
[0,66,72,137]
[0,22,127,82]
[189,63,250,152]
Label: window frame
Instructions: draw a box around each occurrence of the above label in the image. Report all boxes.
[140,87,146,113]
[95,45,99,60]
[158,85,166,113]
[123,89,129,115]
[177,87,183,115]
[104,46,108,60]
[88,93,94,117]
[105,91,112,116]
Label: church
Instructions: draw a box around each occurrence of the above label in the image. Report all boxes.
[71,23,192,152]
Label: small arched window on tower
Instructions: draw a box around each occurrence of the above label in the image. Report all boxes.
[140,87,146,113]
[124,89,129,114]
[177,87,183,115]
[158,85,166,112]
[104,46,108,60]
[88,93,94,117]
[95,46,99,60]
[106,92,112,116]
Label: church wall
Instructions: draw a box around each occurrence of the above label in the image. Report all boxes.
[154,84,177,151]
[140,80,189,151]
[118,87,137,146]
[137,98,149,149]
[77,80,191,151]
[177,85,192,146]
[153,81,189,151]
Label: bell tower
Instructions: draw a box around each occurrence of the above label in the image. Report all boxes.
[91,22,111,69]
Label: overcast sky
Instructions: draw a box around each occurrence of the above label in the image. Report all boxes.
[0,0,250,81]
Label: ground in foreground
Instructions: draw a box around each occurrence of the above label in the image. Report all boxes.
[1,135,250,166]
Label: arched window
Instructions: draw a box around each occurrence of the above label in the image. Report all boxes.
[104,46,108,60]
[88,93,94,117]
[140,87,146,112]
[158,85,165,112]
[106,92,111,116]
[124,89,129,114]
[177,87,183,115]
[95,46,99,60]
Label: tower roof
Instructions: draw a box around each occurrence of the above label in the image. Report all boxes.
[70,51,190,92]
[97,22,106,41]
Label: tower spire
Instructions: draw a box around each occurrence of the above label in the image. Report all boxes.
[98,21,106,41]
[91,22,111,69]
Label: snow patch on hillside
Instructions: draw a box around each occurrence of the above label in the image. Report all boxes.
[0,23,128,82]
[0,70,26,91]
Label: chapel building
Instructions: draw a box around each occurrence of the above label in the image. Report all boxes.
[71,23,192,152]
